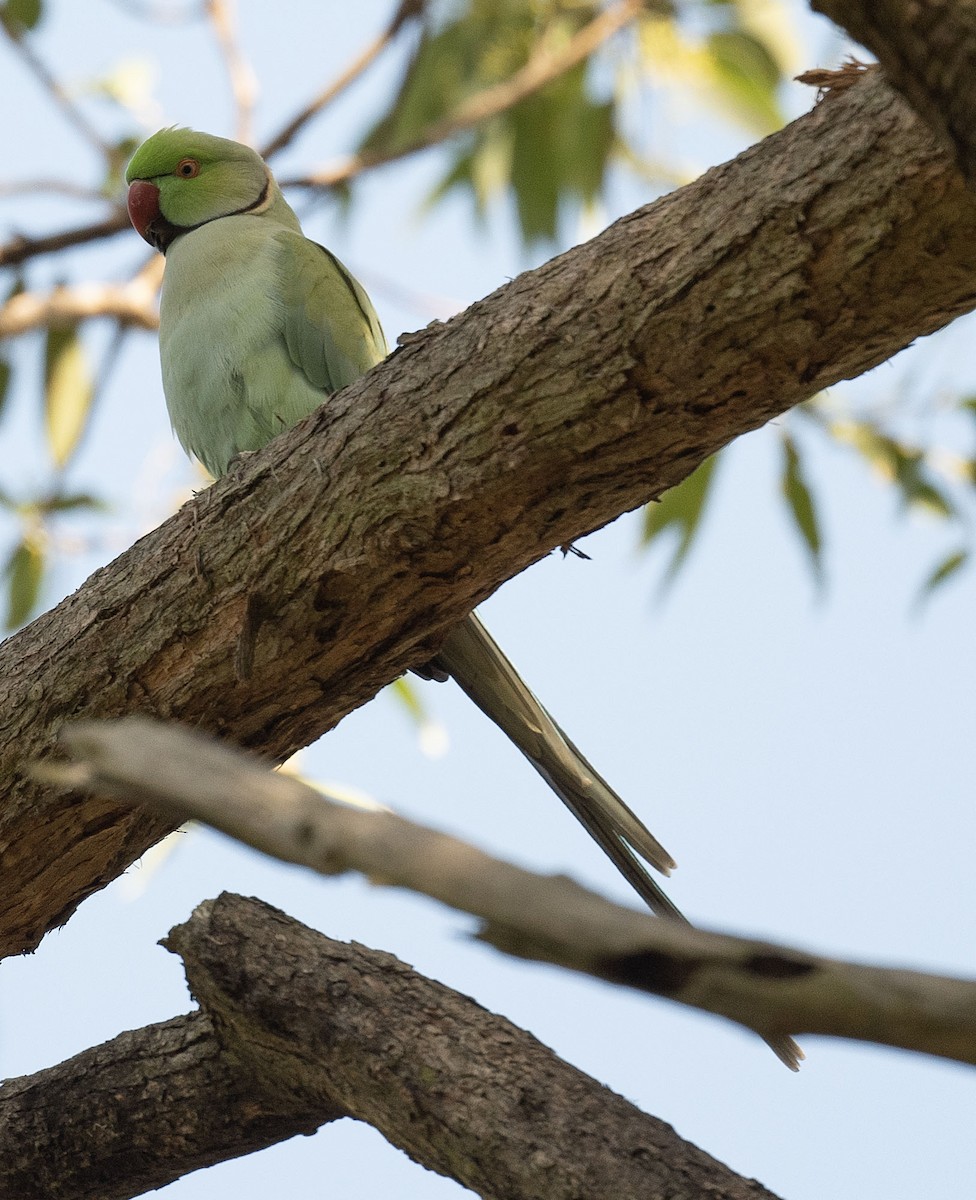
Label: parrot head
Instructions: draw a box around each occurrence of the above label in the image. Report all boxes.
[125,128,270,253]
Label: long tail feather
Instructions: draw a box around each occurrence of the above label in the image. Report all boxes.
[432,613,678,914]
[430,612,804,1070]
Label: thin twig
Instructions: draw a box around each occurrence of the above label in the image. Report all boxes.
[3,25,111,159]
[283,0,643,191]
[38,716,976,1070]
[0,179,108,202]
[260,0,427,160]
[0,211,131,269]
[204,0,257,145]
[104,0,206,19]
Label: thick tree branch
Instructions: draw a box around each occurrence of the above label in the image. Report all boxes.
[812,0,976,184]
[3,69,976,962]
[40,717,976,1069]
[0,893,788,1200]
[0,1011,330,1200]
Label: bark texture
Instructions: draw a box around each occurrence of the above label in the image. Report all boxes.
[3,68,976,959]
[0,1011,332,1200]
[171,894,782,1200]
[814,1,976,183]
[0,895,787,1200]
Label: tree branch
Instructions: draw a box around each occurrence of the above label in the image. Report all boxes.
[0,893,789,1200]
[3,69,976,962]
[0,1011,331,1200]
[0,277,159,337]
[0,210,129,270]
[812,0,976,184]
[39,716,976,1069]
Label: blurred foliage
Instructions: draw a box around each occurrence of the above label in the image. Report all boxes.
[0,0,43,38]
[646,394,976,606]
[779,432,822,585]
[643,453,720,586]
[366,0,788,242]
[0,0,973,638]
[3,534,44,629]
[43,324,94,469]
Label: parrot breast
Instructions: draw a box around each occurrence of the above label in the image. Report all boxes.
[159,214,325,477]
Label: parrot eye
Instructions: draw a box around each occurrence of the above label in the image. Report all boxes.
[176,158,200,178]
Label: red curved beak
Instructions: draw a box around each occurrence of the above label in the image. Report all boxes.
[126,180,161,245]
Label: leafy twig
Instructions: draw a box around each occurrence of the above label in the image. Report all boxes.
[260,0,427,160]
[281,0,644,190]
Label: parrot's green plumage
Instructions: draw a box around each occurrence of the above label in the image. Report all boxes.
[126,125,686,914]
[127,128,386,477]
[126,127,803,1068]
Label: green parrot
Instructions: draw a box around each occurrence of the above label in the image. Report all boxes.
[125,127,682,918]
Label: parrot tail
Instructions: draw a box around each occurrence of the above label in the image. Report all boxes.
[427,612,805,1071]
[428,611,683,921]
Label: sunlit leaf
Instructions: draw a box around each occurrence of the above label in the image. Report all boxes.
[638,11,785,137]
[4,537,44,630]
[43,325,94,470]
[642,452,720,585]
[706,29,783,134]
[390,675,428,724]
[831,421,954,518]
[389,677,449,758]
[916,549,967,609]
[780,434,823,582]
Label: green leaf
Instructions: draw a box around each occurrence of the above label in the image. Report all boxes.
[780,434,823,582]
[0,357,11,423]
[916,549,967,609]
[366,2,616,246]
[43,325,94,470]
[834,421,954,518]
[4,537,44,630]
[38,491,106,514]
[642,453,720,585]
[508,62,615,243]
[390,675,428,725]
[1,0,42,35]
[705,29,784,134]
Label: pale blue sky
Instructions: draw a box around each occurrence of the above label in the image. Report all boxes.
[1,3,974,1198]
